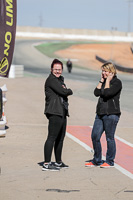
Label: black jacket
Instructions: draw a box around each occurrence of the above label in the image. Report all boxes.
[94,76,122,115]
[44,73,73,117]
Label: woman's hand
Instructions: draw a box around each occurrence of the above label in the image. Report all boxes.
[104,73,114,88]
[100,73,104,83]
[62,84,66,89]
[107,72,114,82]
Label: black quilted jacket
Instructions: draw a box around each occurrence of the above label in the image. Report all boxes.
[94,76,122,115]
[44,73,73,117]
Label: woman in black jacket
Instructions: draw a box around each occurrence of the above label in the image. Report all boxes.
[85,62,122,168]
[42,59,73,171]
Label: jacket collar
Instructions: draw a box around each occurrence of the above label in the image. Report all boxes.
[50,72,64,81]
[110,75,117,83]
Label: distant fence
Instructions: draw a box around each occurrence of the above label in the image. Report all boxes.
[16,26,133,42]
[96,55,133,73]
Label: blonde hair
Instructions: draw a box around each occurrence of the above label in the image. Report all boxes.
[101,62,117,75]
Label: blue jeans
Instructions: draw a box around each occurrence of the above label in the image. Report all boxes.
[91,114,120,166]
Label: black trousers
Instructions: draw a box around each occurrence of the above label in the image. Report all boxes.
[44,115,67,163]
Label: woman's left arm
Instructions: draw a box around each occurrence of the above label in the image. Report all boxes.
[104,73,114,89]
[103,78,122,98]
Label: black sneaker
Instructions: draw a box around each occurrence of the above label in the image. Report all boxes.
[54,162,69,168]
[42,163,60,171]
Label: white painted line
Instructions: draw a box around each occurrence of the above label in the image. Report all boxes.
[66,131,133,180]
[115,135,133,147]
[114,163,133,179]
[63,58,79,62]
[66,132,93,153]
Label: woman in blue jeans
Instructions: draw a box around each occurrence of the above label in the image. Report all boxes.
[85,62,122,168]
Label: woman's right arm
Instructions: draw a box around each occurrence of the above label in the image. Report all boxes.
[49,77,73,97]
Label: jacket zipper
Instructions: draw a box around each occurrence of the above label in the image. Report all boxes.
[107,101,109,115]
[113,99,117,109]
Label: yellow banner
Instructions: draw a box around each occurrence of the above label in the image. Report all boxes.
[0,0,17,77]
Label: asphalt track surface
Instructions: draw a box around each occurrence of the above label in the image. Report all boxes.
[0,39,132,200]
[13,39,133,175]
[13,39,133,113]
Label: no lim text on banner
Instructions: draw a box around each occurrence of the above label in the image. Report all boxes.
[0,0,17,78]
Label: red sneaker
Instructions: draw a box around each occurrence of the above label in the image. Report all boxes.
[100,162,114,168]
[85,161,96,167]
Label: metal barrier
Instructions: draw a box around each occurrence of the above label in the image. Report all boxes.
[9,65,24,78]
[130,43,133,54]
[96,55,133,73]
[0,84,7,137]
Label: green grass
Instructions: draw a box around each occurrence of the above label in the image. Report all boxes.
[34,41,113,70]
[34,41,78,58]
[34,41,112,58]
